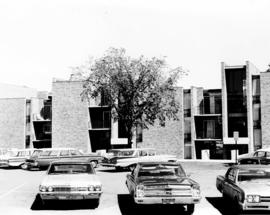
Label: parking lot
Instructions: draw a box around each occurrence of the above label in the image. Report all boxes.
[0,161,257,215]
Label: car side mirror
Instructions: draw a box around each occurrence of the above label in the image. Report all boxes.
[187,173,191,177]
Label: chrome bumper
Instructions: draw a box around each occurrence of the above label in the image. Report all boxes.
[40,191,102,200]
[134,196,201,205]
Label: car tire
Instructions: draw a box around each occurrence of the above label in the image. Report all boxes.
[115,166,123,171]
[90,160,98,168]
[128,164,136,171]
[186,204,195,215]
[20,163,28,170]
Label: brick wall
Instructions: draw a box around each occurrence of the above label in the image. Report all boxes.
[52,81,91,152]
[0,98,26,149]
[261,72,270,148]
[139,88,184,158]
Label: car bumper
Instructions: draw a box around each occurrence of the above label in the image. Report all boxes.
[134,196,201,205]
[40,192,102,200]
[24,162,38,169]
[100,163,117,167]
[242,201,270,211]
[0,162,9,167]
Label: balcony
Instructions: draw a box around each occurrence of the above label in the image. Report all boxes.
[195,96,222,115]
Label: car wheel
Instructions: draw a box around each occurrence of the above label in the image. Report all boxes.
[90,160,98,168]
[115,166,123,171]
[128,164,136,171]
[20,163,28,170]
[186,204,195,215]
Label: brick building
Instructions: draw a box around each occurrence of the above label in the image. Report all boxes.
[0,61,269,159]
[0,83,51,149]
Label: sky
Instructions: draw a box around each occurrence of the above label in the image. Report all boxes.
[1,0,270,91]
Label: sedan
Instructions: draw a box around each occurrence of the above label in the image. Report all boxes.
[39,159,102,208]
[126,162,201,214]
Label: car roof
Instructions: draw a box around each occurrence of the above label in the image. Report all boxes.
[138,161,180,166]
[256,148,270,152]
[39,147,77,151]
[50,158,91,165]
[109,148,155,151]
[234,164,270,170]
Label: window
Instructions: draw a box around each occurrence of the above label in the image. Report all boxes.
[139,150,148,156]
[60,150,69,156]
[254,151,266,158]
[70,150,82,156]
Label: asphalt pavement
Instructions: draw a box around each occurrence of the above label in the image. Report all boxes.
[0,161,248,215]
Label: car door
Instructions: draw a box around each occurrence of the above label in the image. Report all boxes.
[38,150,60,167]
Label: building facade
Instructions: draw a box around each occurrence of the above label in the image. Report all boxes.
[0,61,269,159]
[0,84,51,149]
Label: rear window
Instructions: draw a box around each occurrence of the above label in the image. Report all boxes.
[138,164,185,177]
[238,169,270,181]
[109,150,135,157]
[48,164,94,174]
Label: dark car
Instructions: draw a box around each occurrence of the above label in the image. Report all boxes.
[126,162,201,214]
[238,157,268,165]
[24,148,104,170]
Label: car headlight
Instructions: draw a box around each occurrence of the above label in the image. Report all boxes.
[47,186,53,192]
[39,185,47,192]
[136,184,145,198]
[247,195,260,203]
[88,186,94,191]
[191,185,200,198]
[95,185,102,191]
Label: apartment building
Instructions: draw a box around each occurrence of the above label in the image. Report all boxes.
[0,83,51,149]
[0,61,268,159]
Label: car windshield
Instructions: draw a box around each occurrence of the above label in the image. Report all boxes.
[138,164,186,178]
[48,164,94,175]
[238,169,270,181]
[108,150,135,157]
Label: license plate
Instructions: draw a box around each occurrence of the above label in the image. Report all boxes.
[162,198,175,204]
[58,195,83,200]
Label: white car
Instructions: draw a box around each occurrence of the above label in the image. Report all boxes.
[39,159,102,208]
[0,148,36,168]
[101,148,177,171]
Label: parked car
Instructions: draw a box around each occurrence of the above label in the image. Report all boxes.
[216,165,270,212]
[101,148,177,171]
[39,159,102,208]
[238,157,268,165]
[0,148,36,168]
[126,161,201,214]
[24,148,104,170]
[238,148,270,164]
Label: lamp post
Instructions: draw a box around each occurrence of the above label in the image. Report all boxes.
[233,131,239,164]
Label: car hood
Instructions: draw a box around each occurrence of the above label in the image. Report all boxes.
[239,181,270,196]
[41,174,101,187]
[138,177,194,186]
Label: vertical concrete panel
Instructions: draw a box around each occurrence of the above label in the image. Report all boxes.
[52,81,91,152]
[246,61,261,152]
[221,62,228,138]
[141,87,184,158]
[0,98,26,149]
[261,72,270,148]
[190,87,204,159]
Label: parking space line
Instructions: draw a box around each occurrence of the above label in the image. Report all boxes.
[0,183,27,199]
